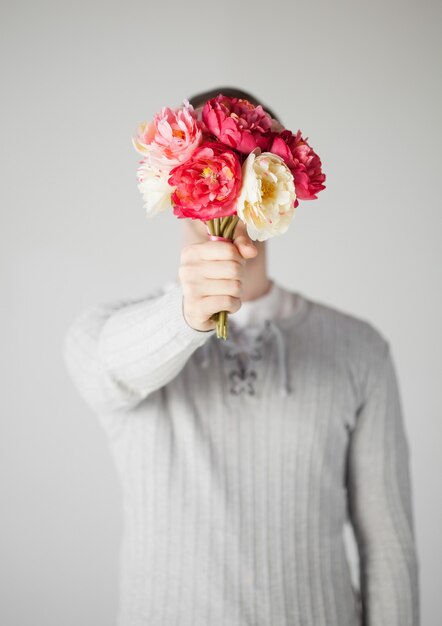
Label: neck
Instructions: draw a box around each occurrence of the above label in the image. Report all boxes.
[238,239,272,302]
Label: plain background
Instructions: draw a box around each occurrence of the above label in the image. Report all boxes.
[1,0,441,624]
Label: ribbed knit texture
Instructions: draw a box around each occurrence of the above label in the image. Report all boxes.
[63,280,420,626]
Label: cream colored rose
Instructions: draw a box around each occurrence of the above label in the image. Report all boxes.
[236,148,297,241]
[136,160,174,218]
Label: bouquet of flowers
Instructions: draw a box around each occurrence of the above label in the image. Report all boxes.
[132,94,326,340]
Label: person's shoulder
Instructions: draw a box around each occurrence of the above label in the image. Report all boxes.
[299,293,392,403]
[106,280,176,308]
[300,291,389,363]
[67,281,175,329]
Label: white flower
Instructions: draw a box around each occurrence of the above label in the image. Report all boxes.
[136,160,174,218]
[236,148,297,241]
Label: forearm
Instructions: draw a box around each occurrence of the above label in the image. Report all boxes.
[347,340,420,625]
[351,489,420,625]
[63,282,215,415]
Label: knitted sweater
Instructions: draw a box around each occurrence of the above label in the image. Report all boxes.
[63,278,420,626]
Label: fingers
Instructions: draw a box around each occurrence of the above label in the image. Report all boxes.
[199,260,245,280]
[178,222,259,332]
[192,278,243,298]
[183,239,244,263]
[232,220,258,259]
[179,259,244,282]
[192,293,242,319]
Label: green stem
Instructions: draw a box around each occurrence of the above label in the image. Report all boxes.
[206,219,215,235]
[224,215,239,239]
[220,215,230,235]
[204,217,234,340]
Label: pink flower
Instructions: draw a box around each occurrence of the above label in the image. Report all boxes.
[168,142,242,220]
[265,130,326,207]
[202,95,275,154]
[132,99,202,170]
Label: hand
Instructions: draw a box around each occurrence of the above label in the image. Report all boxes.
[179,223,258,332]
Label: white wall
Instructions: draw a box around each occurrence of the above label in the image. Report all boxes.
[1,0,440,624]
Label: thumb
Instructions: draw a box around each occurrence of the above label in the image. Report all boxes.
[232,222,258,259]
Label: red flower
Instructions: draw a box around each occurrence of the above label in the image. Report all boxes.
[266,130,326,207]
[168,142,242,220]
[202,95,274,154]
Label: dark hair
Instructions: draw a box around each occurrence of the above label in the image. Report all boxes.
[187,85,283,125]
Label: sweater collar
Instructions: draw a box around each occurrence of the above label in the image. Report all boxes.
[164,278,309,398]
[228,279,281,330]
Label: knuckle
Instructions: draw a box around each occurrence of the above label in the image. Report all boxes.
[181,282,193,298]
[230,261,242,279]
[224,295,240,311]
[231,279,242,297]
[226,244,238,260]
[181,244,196,262]
[232,297,242,312]
[180,245,190,261]
[178,265,189,281]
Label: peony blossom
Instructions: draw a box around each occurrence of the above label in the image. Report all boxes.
[236,148,297,242]
[132,99,202,170]
[168,142,242,220]
[265,129,326,207]
[136,159,174,218]
[202,95,275,154]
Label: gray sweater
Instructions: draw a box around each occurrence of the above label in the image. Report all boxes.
[63,279,420,626]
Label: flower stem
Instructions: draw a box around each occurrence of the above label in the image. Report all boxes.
[220,215,231,232]
[206,219,215,235]
[204,215,240,340]
[224,215,239,239]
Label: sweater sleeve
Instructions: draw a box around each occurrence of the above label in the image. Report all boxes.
[346,340,420,626]
[63,281,216,415]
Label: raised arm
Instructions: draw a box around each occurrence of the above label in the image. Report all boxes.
[346,340,420,625]
[63,282,216,415]
[63,232,257,417]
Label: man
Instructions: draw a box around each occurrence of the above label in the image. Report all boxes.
[63,87,420,625]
